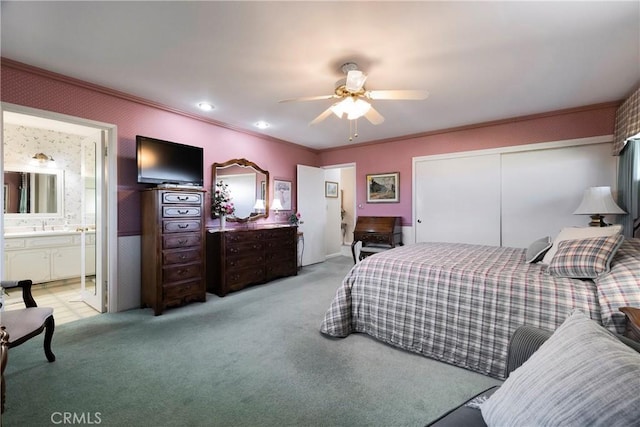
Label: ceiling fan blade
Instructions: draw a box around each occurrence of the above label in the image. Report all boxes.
[309,106,334,126]
[279,95,336,103]
[345,70,367,92]
[364,106,385,125]
[366,90,429,100]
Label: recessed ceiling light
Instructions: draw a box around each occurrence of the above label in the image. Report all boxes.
[197,102,214,111]
[254,121,270,129]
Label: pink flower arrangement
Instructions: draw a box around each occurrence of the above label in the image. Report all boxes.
[289,212,301,225]
[212,181,235,217]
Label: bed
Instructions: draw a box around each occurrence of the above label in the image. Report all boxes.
[320,238,640,379]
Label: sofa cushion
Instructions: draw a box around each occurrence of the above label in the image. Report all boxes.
[480,310,640,426]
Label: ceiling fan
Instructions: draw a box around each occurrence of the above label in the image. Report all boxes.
[279,62,429,128]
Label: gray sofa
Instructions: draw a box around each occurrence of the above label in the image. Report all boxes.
[427,323,640,427]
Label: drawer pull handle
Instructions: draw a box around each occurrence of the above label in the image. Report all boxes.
[177,196,189,201]
[178,224,189,229]
[178,209,189,214]
[180,254,187,259]
[178,239,187,245]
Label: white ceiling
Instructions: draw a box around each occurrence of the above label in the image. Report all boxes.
[1,1,639,150]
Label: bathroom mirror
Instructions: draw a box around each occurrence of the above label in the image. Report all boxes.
[212,158,269,222]
[3,166,64,218]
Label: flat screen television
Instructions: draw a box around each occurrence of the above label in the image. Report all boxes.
[136,135,204,186]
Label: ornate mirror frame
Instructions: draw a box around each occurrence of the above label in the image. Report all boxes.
[211,158,269,222]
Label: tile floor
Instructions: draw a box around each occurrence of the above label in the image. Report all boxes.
[3,280,101,325]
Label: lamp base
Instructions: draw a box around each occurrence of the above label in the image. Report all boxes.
[588,214,607,227]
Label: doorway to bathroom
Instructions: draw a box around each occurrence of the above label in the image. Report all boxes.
[1,104,117,324]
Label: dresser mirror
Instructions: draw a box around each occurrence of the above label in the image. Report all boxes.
[212,158,269,222]
[3,166,64,218]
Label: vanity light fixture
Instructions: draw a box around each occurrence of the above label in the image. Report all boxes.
[254,121,270,129]
[32,152,54,163]
[197,102,214,111]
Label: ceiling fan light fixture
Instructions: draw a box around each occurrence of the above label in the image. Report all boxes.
[347,98,372,120]
[330,97,371,121]
[345,70,367,92]
[330,98,349,118]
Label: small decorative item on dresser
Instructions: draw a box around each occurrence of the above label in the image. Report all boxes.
[289,212,301,226]
[211,180,235,218]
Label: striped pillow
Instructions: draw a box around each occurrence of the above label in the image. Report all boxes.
[481,310,640,426]
[546,234,624,279]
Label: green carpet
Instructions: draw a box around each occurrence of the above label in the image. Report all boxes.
[3,256,501,426]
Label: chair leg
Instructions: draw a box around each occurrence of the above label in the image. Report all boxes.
[43,316,56,362]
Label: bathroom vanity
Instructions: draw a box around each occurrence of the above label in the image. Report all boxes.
[3,230,95,283]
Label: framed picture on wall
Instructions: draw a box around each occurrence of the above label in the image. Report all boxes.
[273,179,292,210]
[325,181,338,198]
[366,172,399,203]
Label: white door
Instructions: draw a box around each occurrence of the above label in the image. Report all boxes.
[297,164,326,265]
[79,130,105,312]
[414,154,502,245]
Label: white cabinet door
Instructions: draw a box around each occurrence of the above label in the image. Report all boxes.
[501,143,617,248]
[51,246,81,280]
[5,249,51,283]
[415,154,502,245]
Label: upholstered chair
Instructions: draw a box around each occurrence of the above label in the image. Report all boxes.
[1,280,55,363]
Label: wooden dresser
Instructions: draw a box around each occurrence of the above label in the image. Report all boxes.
[351,216,403,262]
[141,188,206,315]
[206,226,298,296]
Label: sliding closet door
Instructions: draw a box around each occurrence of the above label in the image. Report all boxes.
[415,154,501,245]
[501,143,617,248]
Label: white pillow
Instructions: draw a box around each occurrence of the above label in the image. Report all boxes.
[541,224,622,265]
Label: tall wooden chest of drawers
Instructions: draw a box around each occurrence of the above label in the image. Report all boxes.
[206,226,298,297]
[141,188,206,315]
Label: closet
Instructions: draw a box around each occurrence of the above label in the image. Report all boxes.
[414,138,618,248]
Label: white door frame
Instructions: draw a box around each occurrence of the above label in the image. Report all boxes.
[1,102,118,313]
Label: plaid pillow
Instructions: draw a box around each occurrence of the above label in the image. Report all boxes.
[547,234,624,279]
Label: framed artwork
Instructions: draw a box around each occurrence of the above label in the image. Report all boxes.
[273,179,292,210]
[366,172,399,203]
[325,181,338,198]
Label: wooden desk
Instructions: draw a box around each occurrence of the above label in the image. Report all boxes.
[351,216,403,263]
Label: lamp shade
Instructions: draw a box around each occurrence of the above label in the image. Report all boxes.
[253,199,265,210]
[573,186,627,215]
[271,198,283,211]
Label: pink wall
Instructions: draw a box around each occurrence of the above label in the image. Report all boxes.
[2,60,619,233]
[1,61,318,235]
[318,104,618,225]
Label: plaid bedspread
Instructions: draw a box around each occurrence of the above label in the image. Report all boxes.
[320,240,640,379]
